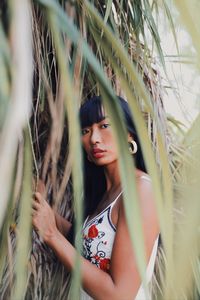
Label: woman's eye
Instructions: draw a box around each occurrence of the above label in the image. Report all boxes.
[101,123,110,129]
[81,128,89,135]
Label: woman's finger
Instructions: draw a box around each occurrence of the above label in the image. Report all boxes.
[32,200,40,210]
[36,179,46,195]
[31,208,37,217]
[33,192,44,203]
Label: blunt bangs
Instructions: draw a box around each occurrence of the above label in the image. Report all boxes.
[80,96,106,128]
[80,96,137,138]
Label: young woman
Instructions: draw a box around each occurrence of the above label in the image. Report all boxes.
[32,96,159,300]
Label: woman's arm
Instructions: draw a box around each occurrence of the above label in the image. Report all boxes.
[109,178,159,299]
[32,193,119,299]
[54,212,72,237]
[32,178,159,300]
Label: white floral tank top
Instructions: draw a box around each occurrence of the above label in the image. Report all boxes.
[80,175,159,299]
[82,191,122,273]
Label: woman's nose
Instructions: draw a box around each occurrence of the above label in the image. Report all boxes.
[90,128,101,144]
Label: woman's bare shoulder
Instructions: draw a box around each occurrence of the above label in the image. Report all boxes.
[135,169,151,182]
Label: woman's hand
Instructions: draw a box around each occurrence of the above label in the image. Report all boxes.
[32,192,58,243]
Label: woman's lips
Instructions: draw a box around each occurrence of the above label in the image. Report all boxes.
[92,148,105,159]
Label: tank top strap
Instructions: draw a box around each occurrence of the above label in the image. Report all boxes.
[82,215,89,228]
[137,174,151,182]
[83,190,123,229]
[110,190,123,210]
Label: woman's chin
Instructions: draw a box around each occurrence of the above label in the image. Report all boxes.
[93,158,117,167]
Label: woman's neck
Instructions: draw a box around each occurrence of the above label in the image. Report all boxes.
[104,160,121,192]
[104,163,145,192]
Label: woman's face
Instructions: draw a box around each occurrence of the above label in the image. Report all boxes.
[81,116,119,167]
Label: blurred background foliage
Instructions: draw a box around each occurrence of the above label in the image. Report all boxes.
[0,0,199,299]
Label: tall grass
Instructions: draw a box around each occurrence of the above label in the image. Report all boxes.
[0,0,199,299]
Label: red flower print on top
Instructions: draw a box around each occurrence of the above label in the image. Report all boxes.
[93,254,100,262]
[88,225,98,238]
[99,258,110,272]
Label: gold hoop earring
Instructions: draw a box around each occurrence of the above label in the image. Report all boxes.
[129,140,138,154]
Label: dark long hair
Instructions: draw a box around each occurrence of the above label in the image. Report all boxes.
[79,96,147,218]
